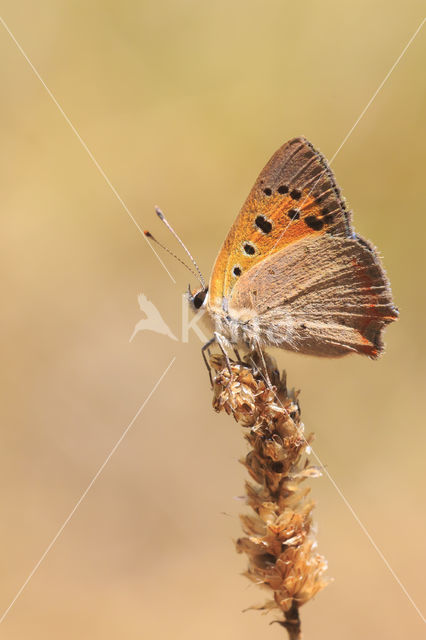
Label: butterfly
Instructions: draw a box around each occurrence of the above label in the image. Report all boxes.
[187,137,398,364]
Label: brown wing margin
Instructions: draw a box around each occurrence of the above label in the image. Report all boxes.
[253,136,353,237]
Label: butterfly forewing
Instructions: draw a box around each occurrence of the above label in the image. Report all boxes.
[209,137,352,308]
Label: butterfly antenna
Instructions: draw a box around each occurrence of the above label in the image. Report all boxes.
[144,230,201,283]
[155,206,206,289]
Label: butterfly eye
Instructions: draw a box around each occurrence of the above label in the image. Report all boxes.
[192,288,208,309]
[263,187,272,196]
[233,266,242,277]
[243,242,256,255]
[255,215,272,234]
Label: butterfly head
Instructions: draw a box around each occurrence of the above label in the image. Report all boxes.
[188,284,208,312]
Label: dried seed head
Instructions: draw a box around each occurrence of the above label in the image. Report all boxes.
[211,353,328,634]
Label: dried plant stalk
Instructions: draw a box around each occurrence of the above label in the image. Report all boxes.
[211,352,328,639]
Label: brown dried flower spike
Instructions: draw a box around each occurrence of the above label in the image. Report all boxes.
[211,353,328,639]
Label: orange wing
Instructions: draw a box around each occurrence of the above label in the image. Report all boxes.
[209,137,353,309]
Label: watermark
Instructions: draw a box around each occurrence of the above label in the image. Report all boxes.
[130,293,209,344]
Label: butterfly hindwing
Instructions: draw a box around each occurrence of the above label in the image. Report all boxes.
[228,233,398,357]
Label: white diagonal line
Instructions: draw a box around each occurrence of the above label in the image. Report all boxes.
[317,456,426,624]
[329,16,426,164]
[0,356,176,625]
[0,16,176,284]
[271,16,425,253]
[248,357,425,624]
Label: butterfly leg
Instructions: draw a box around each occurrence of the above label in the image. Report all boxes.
[201,336,216,387]
[201,333,233,387]
[214,331,233,375]
[233,346,242,362]
[250,341,273,390]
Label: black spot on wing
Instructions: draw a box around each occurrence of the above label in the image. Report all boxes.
[305,215,324,231]
[255,215,272,233]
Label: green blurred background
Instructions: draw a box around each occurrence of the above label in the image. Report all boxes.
[0,2,425,638]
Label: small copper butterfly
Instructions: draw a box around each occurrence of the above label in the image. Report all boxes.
[187,137,398,362]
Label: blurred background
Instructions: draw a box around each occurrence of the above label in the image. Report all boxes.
[0,2,425,638]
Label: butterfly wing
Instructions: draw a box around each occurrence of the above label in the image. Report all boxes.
[208,137,352,311]
[208,137,397,356]
[228,233,397,357]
